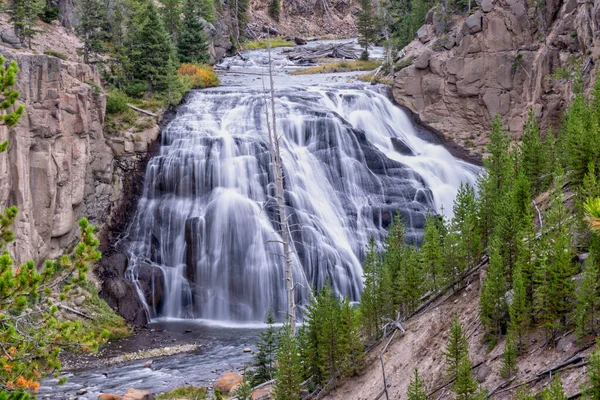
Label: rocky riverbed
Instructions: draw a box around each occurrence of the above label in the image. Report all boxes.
[40,320,260,399]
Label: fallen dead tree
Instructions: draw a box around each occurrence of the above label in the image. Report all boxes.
[284,43,358,64]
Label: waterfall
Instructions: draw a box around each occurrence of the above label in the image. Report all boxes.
[124,48,478,323]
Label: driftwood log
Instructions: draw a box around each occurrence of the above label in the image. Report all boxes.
[284,43,358,63]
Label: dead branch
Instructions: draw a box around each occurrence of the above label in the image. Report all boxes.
[126,104,158,117]
[57,303,94,320]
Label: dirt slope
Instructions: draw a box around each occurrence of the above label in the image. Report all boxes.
[324,268,594,399]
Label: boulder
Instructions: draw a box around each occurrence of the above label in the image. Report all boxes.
[74,296,86,306]
[465,11,484,34]
[123,389,155,400]
[294,37,307,45]
[417,25,434,43]
[0,28,22,48]
[98,395,123,400]
[215,372,243,395]
[414,49,433,70]
[475,363,491,383]
[481,0,494,12]
[391,138,415,156]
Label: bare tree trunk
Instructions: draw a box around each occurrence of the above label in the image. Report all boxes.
[265,31,296,331]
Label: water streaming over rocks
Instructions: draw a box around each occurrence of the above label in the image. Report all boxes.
[41,39,480,399]
[125,40,479,324]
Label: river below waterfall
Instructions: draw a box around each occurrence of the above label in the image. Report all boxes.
[41,38,479,399]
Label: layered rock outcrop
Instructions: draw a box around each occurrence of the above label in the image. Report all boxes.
[393,0,600,155]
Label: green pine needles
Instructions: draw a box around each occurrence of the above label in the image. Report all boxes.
[177,0,210,64]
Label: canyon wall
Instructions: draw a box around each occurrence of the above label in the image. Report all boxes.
[393,0,600,155]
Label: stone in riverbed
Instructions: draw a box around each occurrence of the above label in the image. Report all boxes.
[215,372,243,395]
[123,389,155,400]
[243,347,252,353]
[98,395,123,400]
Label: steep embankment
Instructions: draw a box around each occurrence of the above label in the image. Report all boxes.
[393,0,600,156]
[247,0,358,37]
[324,265,593,400]
[0,16,158,327]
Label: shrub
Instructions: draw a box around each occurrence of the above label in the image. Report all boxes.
[177,64,219,88]
[106,91,130,114]
[44,50,68,60]
[41,5,59,23]
[123,81,148,98]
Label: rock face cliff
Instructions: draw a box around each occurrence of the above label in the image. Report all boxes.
[393,0,600,155]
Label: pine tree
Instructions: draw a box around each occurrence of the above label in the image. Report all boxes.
[274,325,302,400]
[126,0,175,92]
[199,0,216,22]
[8,0,44,48]
[563,75,600,185]
[315,284,343,385]
[520,108,544,194]
[576,253,600,337]
[160,0,182,41]
[251,310,279,386]
[0,56,25,150]
[541,375,567,400]
[177,0,210,64]
[577,162,599,234]
[452,356,481,400]
[536,171,575,338]
[443,318,469,381]
[236,369,253,400]
[397,245,423,315]
[500,334,518,379]
[76,0,109,63]
[407,368,427,400]
[356,0,377,60]
[422,213,444,293]
[583,342,600,400]
[508,264,528,351]
[452,183,482,271]
[360,236,382,341]
[338,298,365,377]
[515,388,535,400]
[269,0,281,20]
[479,243,508,337]
[477,115,513,246]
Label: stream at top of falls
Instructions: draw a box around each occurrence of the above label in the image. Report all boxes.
[41,39,479,399]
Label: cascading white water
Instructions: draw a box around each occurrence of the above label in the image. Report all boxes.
[124,42,479,323]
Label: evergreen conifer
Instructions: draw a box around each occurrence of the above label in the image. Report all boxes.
[274,325,302,400]
[126,0,175,92]
[443,318,469,381]
[583,342,600,400]
[251,310,278,386]
[407,368,427,400]
[356,0,377,60]
[421,213,444,292]
[479,244,508,337]
[541,375,567,400]
[178,0,210,64]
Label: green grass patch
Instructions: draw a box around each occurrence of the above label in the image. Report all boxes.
[157,386,208,399]
[44,49,68,60]
[289,60,381,75]
[79,281,131,340]
[242,38,294,50]
[357,72,393,85]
